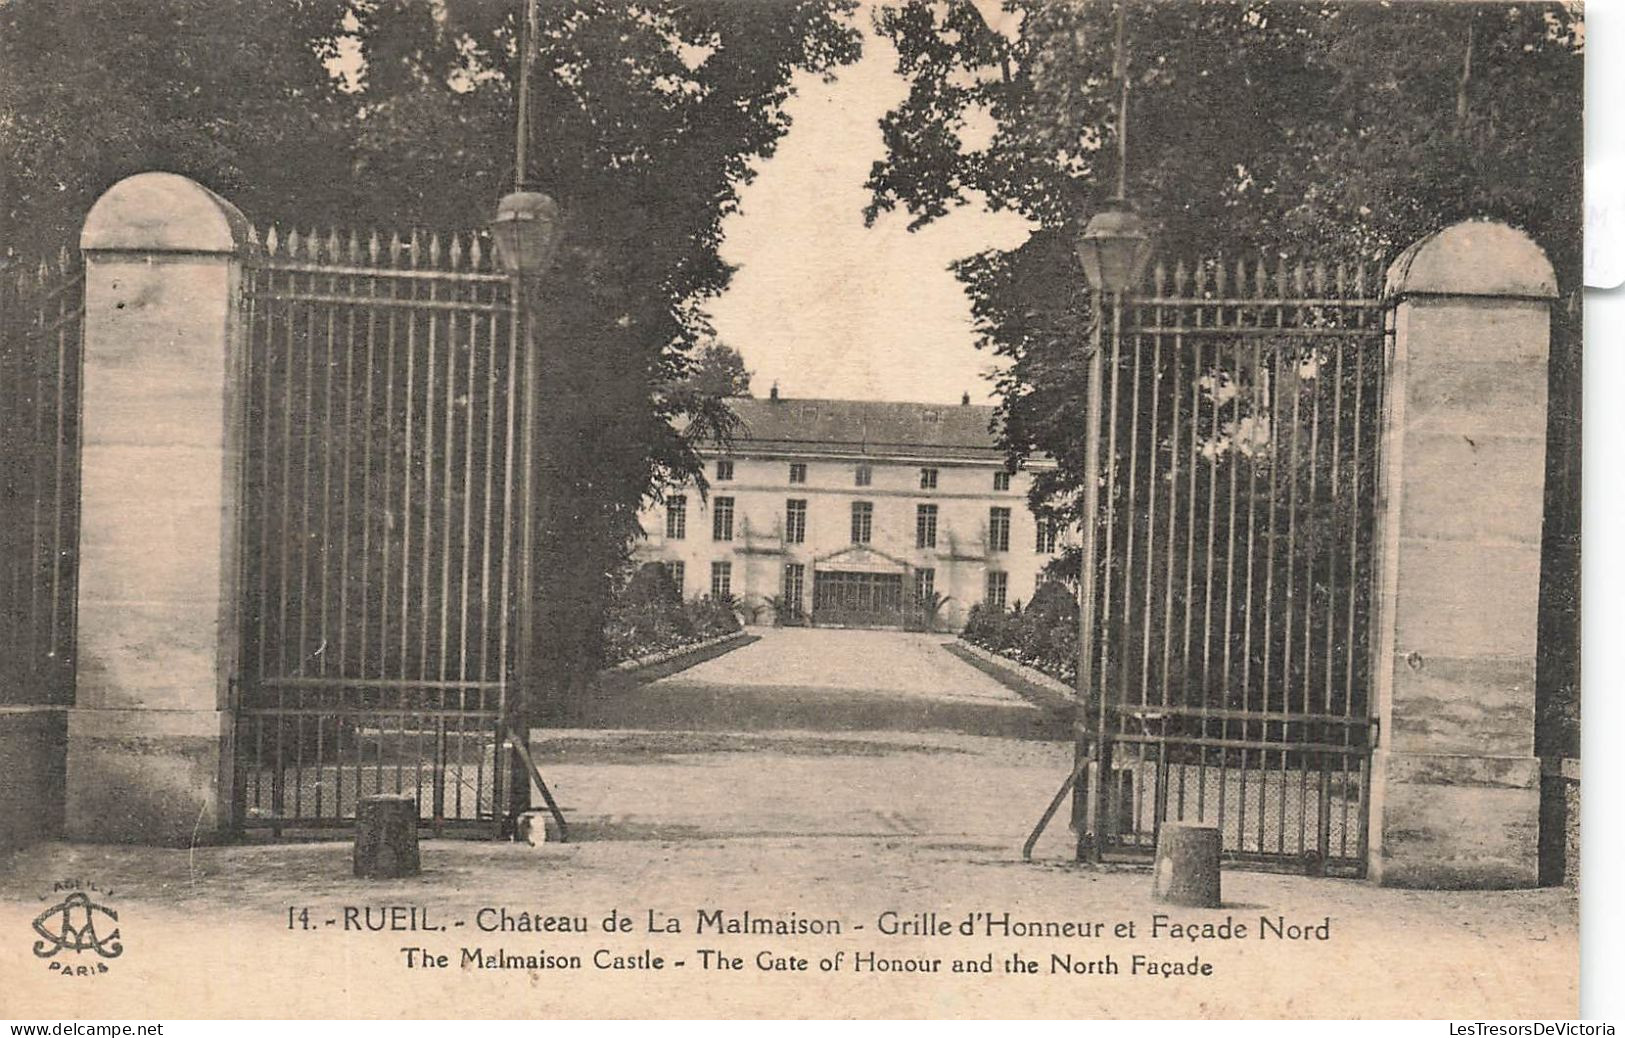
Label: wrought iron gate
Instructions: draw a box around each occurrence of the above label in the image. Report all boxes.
[0,247,84,709]
[1077,258,1387,876]
[235,229,531,834]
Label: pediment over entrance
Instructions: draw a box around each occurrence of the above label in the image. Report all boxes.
[813,544,909,574]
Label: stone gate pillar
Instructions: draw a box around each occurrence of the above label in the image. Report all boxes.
[1370,220,1557,887]
[65,173,251,844]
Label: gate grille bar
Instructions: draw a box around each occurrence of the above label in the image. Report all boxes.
[236,229,524,833]
[0,248,84,708]
[1081,257,1387,875]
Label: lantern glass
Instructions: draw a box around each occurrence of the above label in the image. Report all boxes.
[492,190,562,279]
[1074,201,1153,295]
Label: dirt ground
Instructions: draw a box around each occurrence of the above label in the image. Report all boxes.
[0,630,1578,1019]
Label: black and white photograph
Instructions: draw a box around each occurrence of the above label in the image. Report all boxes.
[0,0,1587,1021]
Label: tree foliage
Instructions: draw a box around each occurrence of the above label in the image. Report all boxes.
[868,1,1581,745]
[868,2,1581,265]
[678,339,754,398]
[866,0,1579,513]
[1,0,860,715]
[0,0,356,251]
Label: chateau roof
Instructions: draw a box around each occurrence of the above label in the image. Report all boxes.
[711,396,1007,464]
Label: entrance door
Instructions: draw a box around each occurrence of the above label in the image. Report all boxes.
[812,570,905,628]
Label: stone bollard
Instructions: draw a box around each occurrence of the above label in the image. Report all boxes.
[1153,822,1221,907]
[354,795,421,878]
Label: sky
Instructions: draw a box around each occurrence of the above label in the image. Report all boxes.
[704,11,1033,406]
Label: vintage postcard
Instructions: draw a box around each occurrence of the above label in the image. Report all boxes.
[0,0,1583,1020]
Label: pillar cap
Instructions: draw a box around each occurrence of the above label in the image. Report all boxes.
[82,172,251,254]
[1384,219,1557,301]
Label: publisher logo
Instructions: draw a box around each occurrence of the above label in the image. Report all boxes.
[31,881,122,974]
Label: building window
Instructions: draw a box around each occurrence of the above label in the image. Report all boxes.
[919,467,938,490]
[716,459,734,481]
[711,560,732,599]
[994,470,1011,492]
[713,496,734,541]
[1036,518,1058,554]
[783,563,805,615]
[665,495,687,540]
[989,507,1011,553]
[985,570,1008,608]
[789,462,807,484]
[855,464,872,487]
[786,499,807,545]
[666,560,685,594]
[851,501,873,544]
[916,504,938,549]
[915,567,935,603]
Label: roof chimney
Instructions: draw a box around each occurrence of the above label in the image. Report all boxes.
[961,391,971,406]
[770,381,780,401]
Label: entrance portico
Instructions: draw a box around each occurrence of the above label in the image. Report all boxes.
[811,545,913,629]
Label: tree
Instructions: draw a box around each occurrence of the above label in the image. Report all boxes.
[865,1,1580,734]
[0,0,357,260]
[679,340,754,398]
[318,0,861,718]
[863,0,1579,549]
[2,0,862,719]
[867,3,1580,270]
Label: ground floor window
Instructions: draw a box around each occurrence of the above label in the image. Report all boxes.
[985,570,1008,608]
[914,567,935,603]
[783,563,805,616]
[711,560,732,599]
[666,560,685,594]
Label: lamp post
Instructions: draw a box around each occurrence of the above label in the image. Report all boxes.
[493,0,562,828]
[1070,0,1153,864]
[492,0,561,281]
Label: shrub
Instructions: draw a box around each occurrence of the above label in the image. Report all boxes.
[622,561,682,608]
[960,584,1079,685]
[686,593,743,641]
[602,563,741,664]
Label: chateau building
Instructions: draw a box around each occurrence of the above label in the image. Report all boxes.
[634,394,1066,630]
